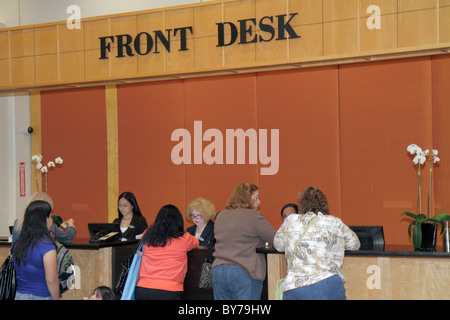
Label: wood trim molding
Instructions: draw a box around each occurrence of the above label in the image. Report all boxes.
[105,85,119,223]
[29,90,42,194]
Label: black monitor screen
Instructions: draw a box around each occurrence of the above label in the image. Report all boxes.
[88,223,120,239]
[349,226,385,251]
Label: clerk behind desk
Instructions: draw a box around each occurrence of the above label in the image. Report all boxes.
[113,192,148,241]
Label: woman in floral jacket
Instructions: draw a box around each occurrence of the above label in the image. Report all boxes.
[274,187,360,300]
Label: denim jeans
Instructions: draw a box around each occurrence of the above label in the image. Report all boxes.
[283,274,346,300]
[213,265,263,300]
[15,292,53,300]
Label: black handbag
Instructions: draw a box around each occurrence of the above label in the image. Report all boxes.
[114,238,144,296]
[198,243,214,289]
[0,252,17,300]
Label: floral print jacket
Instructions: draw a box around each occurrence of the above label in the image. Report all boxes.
[274,212,360,292]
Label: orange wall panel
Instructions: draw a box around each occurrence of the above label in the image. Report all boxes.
[339,57,434,245]
[117,81,186,227]
[41,87,108,239]
[256,67,341,229]
[183,75,259,226]
[39,55,450,246]
[432,55,450,227]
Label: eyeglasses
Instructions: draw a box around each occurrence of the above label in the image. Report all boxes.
[191,214,202,220]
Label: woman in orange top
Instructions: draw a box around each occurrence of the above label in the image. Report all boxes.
[135,204,199,300]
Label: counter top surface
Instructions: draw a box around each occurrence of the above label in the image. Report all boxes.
[2,237,449,257]
[257,244,450,258]
[0,237,139,250]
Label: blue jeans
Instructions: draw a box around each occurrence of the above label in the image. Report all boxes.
[15,292,53,300]
[283,275,346,300]
[213,265,263,300]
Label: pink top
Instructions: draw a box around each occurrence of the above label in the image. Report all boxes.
[137,232,199,291]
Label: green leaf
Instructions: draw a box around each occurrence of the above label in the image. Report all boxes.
[401,212,420,219]
[412,221,422,249]
[439,221,445,235]
[401,212,427,222]
[417,214,428,222]
[428,213,449,234]
[407,221,415,238]
[429,213,449,222]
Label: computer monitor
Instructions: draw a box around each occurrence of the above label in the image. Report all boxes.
[349,226,385,251]
[88,223,120,243]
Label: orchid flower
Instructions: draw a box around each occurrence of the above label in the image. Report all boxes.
[413,154,426,165]
[407,144,421,155]
[406,143,441,219]
[31,154,43,163]
[31,154,63,193]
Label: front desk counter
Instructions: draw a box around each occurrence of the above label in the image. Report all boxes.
[0,239,215,300]
[2,239,449,300]
[257,245,450,300]
[0,238,139,300]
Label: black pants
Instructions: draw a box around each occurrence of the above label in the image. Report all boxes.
[135,286,183,300]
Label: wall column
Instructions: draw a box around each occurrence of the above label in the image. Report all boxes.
[105,85,119,222]
[30,91,42,194]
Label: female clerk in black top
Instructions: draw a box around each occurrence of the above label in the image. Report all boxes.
[113,192,148,241]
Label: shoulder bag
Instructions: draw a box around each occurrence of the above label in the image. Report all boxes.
[275,215,317,300]
[0,251,17,300]
[120,239,145,300]
[198,241,214,289]
[55,241,75,296]
[115,238,144,297]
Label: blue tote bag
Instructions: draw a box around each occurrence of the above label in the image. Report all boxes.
[120,241,144,300]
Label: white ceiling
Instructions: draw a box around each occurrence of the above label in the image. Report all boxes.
[0,0,212,28]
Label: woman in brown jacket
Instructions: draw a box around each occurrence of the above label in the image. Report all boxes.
[212,182,276,300]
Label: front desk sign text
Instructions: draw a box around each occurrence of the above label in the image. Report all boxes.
[99,13,300,59]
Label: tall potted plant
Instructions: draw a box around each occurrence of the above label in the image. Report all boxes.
[32,154,64,223]
[401,144,449,251]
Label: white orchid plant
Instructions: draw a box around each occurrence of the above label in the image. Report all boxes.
[31,154,63,193]
[401,144,449,249]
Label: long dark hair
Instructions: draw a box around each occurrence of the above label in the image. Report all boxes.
[117,191,143,218]
[13,200,55,265]
[92,286,116,300]
[143,204,185,247]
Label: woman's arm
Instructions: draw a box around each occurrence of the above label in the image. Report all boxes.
[342,224,361,251]
[255,212,276,244]
[43,249,60,300]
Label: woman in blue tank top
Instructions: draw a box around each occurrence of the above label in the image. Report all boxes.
[13,200,60,300]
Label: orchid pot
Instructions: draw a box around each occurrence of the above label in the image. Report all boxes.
[400,212,448,251]
[401,144,449,251]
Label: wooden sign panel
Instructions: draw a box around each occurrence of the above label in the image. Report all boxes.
[0,0,449,92]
